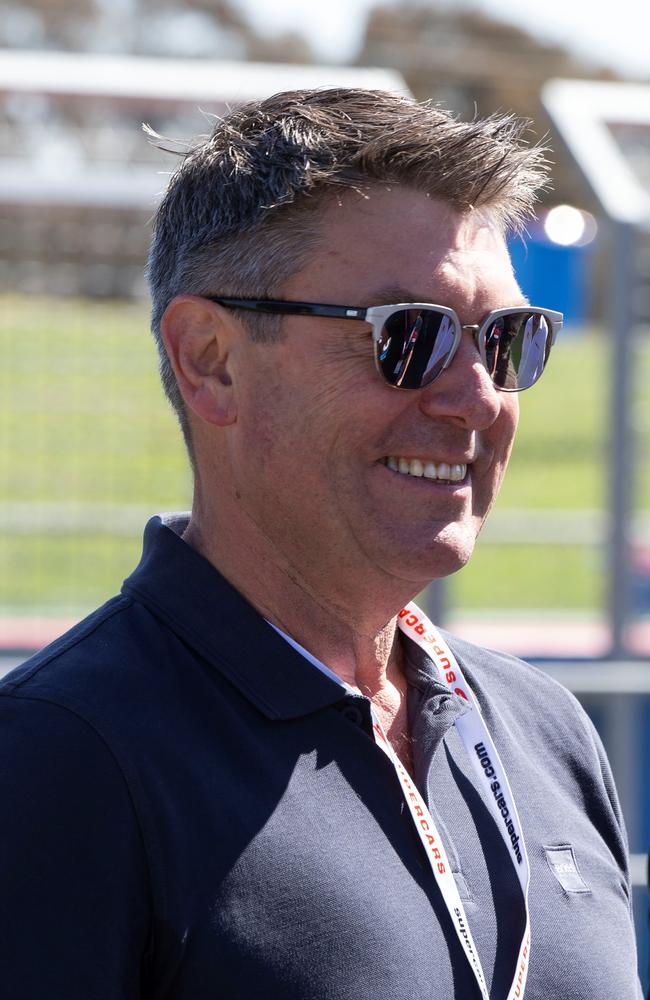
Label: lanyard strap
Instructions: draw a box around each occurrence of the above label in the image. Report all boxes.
[373,602,531,1000]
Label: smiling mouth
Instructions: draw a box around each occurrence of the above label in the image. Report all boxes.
[382,456,468,483]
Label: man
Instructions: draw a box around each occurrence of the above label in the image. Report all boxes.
[0,89,642,998]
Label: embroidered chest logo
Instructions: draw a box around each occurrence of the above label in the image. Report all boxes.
[544,845,591,894]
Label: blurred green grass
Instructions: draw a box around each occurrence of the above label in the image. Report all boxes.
[1,294,649,616]
[1,295,189,504]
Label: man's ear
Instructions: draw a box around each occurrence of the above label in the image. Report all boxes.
[160,295,239,427]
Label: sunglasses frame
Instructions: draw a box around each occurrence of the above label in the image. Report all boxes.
[204,296,563,392]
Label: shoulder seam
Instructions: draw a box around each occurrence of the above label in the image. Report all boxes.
[1,596,134,692]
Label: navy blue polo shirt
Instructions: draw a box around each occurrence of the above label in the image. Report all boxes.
[0,515,642,998]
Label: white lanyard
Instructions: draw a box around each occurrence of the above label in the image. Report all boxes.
[373,602,531,1000]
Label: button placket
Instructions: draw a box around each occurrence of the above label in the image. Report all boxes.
[340,704,364,726]
[411,687,470,886]
[334,694,372,732]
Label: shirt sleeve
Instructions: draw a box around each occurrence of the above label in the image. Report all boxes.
[575,699,645,999]
[0,693,151,999]
[580,703,634,893]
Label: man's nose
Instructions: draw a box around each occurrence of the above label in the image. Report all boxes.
[417,330,502,429]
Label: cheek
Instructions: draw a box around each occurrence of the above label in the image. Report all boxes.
[474,400,518,511]
[243,350,373,459]
[230,360,298,486]
[235,374,330,491]
[492,394,519,460]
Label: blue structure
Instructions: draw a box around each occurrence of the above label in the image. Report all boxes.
[508,229,595,328]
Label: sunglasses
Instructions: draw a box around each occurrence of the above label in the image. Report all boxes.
[205,297,563,392]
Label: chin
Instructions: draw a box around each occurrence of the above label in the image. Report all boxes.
[387,532,477,587]
[424,544,474,580]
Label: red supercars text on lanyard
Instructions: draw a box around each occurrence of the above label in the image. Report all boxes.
[374,602,531,1000]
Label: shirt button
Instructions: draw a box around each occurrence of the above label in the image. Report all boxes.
[341,705,364,726]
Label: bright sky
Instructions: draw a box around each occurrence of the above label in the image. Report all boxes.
[239,0,650,79]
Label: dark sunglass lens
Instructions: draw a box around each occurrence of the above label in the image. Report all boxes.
[485,311,552,390]
[376,309,456,388]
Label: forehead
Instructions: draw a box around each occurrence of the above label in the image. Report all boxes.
[284,186,520,312]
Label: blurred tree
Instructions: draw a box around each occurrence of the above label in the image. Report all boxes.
[247,30,314,65]
[357,1,623,209]
[183,0,251,33]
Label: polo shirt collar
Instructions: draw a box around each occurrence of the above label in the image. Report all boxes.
[122,515,346,721]
[122,515,466,724]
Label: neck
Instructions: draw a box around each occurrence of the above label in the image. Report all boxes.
[182,509,415,696]
[183,497,419,775]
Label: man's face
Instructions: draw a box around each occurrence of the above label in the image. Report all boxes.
[226,187,522,592]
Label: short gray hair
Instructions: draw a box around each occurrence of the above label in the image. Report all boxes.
[147,87,550,442]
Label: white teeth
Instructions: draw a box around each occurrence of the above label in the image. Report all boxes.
[385,457,467,483]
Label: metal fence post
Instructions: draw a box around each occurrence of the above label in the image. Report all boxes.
[608,221,639,657]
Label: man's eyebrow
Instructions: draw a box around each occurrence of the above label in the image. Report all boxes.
[363,286,432,305]
[362,288,533,310]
